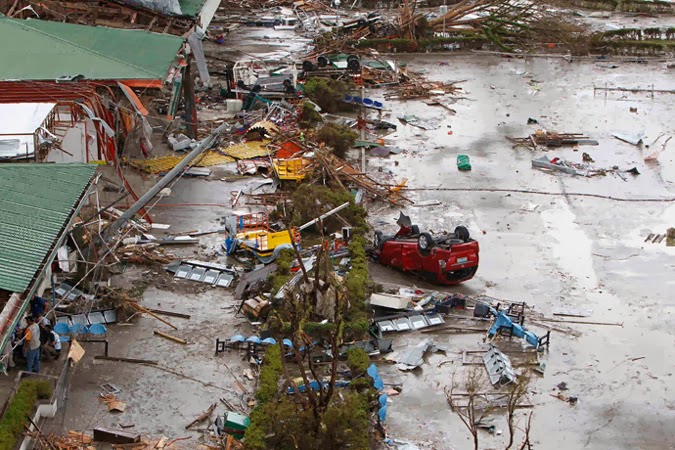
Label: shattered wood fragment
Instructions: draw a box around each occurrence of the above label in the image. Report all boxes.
[186,403,217,429]
[93,427,141,445]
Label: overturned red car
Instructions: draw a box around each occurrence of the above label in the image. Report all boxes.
[372,213,479,285]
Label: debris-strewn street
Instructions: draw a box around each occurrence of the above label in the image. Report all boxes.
[0,1,673,449]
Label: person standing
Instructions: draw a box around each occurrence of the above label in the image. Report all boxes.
[24,316,41,373]
[30,296,46,318]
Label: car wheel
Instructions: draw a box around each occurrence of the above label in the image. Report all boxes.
[302,60,314,72]
[454,226,470,242]
[417,232,434,256]
[317,56,328,67]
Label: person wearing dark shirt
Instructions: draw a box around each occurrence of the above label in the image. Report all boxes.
[30,297,46,318]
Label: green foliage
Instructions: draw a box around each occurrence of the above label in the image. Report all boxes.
[303,321,336,335]
[284,185,365,232]
[343,234,370,341]
[256,345,283,404]
[346,348,370,376]
[0,379,52,450]
[349,377,372,393]
[316,123,358,159]
[344,235,368,305]
[300,101,324,129]
[269,249,295,296]
[244,393,370,450]
[303,78,350,113]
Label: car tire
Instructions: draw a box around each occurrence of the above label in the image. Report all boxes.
[317,56,328,67]
[374,231,384,250]
[302,60,314,72]
[454,225,470,242]
[417,232,434,256]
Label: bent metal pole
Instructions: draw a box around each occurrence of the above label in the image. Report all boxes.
[106,122,230,239]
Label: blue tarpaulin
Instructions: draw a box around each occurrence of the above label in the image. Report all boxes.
[367,364,384,390]
[378,394,388,422]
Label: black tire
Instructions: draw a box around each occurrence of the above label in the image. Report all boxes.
[302,60,314,72]
[411,225,420,236]
[454,226,470,242]
[417,232,434,256]
[317,56,328,67]
[374,231,384,250]
[357,18,367,26]
[347,59,361,72]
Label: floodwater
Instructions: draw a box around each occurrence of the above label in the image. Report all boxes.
[48,25,675,450]
[364,54,675,449]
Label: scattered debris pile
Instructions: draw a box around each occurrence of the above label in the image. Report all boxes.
[508,130,599,149]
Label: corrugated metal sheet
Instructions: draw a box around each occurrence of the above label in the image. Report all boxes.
[0,17,184,81]
[221,141,270,160]
[129,151,235,174]
[248,121,279,135]
[0,163,97,293]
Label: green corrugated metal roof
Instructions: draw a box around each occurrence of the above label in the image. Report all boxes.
[0,17,184,81]
[0,163,97,293]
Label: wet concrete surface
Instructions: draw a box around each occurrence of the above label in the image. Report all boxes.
[52,25,675,449]
[363,54,675,449]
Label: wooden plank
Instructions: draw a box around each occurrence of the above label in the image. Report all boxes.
[93,427,141,445]
[186,403,217,429]
[149,309,191,319]
[154,330,188,345]
[95,355,158,365]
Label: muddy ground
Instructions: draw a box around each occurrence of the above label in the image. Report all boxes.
[46,23,675,450]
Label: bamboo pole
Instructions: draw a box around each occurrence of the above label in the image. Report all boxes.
[154,330,188,344]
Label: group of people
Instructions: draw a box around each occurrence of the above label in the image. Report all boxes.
[1,296,61,373]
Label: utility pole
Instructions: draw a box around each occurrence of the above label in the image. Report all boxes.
[183,55,198,139]
[105,122,229,240]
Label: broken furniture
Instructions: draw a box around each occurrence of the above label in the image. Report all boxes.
[93,427,140,445]
[375,312,445,333]
[483,345,516,386]
[241,296,271,320]
[168,260,237,288]
[54,308,118,327]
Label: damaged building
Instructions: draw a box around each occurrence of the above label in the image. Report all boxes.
[0,163,99,372]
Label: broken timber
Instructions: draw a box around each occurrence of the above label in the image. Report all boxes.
[95,356,159,365]
[154,330,188,345]
[186,403,217,429]
[317,152,413,205]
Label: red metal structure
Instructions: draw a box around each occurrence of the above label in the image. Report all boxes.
[0,80,148,219]
[372,214,479,285]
